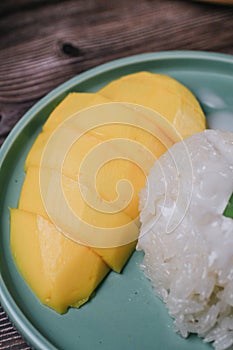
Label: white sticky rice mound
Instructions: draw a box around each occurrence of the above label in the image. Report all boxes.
[137,130,233,350]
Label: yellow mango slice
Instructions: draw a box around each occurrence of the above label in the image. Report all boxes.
[88,124,167,219]
[19,167,136,228]
[25,123,166,221]
[24,126,151,272]
[26,99,170,207]
[76,123,167,219]
[99,71,206,137]
[25,132,50,171]
[25,133,151,220]
[10,209,110,314]
[43,93,110,131]
[24,126,142,271]
[18,166,139,271]
[94,242,136,273]
[23,90,200,276]
[25,129,103,175]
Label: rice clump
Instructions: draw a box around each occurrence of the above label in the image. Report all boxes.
[137,130,233,350]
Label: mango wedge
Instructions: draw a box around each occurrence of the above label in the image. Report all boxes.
[10,209,110,314]
[18,166,139,271]
[99,71,206,138]
[25,128,103,175]
[43,93,110,132]
[25,127,157,220]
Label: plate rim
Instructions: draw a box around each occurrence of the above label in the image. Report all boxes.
[1,50,233,350]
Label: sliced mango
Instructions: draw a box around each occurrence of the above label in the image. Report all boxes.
[19,166,136,228]
[25,134,150,220]
[89,123,167,220]
[22,75,205,274]
[25,124,165,220]
[99,71,206,137]
[18,166,139,271]
[25,128,103,175]
[94,242,136,273]
[11,72,206,313]
[10,209,110,314]
[43,93,110,132]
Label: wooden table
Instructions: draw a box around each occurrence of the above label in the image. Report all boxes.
[0,0,233,348]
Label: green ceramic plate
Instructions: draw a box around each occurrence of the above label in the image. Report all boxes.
[1,51,233,350]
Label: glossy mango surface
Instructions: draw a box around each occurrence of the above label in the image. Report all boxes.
[10,209,110,314]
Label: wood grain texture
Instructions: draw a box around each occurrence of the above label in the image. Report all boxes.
[0,0,233,349]
[0,306,31,349]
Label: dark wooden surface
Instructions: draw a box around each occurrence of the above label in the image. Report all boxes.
[0,0,233,349]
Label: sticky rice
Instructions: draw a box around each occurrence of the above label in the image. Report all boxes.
[137,130,233,350]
